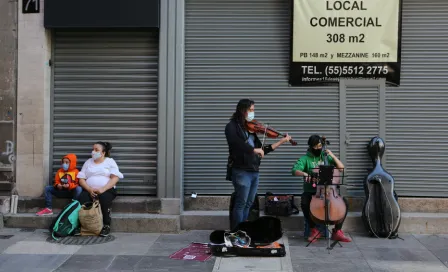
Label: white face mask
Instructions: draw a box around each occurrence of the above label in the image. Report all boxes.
[92,151,102,160]
[246,112,255,121]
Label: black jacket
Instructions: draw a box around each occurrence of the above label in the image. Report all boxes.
[225,119,274,177]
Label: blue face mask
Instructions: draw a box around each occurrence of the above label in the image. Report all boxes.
[246,112,255,121]
[62,163,69,171]
[92,151,102,160]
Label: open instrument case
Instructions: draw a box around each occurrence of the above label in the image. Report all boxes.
[208,216,286,257]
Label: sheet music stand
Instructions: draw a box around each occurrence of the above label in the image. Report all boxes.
[305,164,346,252]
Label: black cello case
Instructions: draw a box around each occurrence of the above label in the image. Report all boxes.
[362,136,401,239]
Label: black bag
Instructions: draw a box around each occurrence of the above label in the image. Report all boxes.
[229,192,260,229]
[209,216,286,257]
[264,192,300,217]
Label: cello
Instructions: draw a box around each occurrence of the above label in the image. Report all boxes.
[362,136,401,239]
[309,136,347,226]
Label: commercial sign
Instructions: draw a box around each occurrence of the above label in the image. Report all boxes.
[44,0,160,28]
[289,0,403,86]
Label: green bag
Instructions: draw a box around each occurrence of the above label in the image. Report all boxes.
[49,199,81,240]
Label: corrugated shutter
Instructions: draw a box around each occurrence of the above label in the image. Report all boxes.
[51,30,159,196]
[344,86,380,196]
[386,0,448,197]
[184,0,340,195]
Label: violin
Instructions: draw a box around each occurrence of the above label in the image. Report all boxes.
[308,136,347,225]
[245,119,297,146]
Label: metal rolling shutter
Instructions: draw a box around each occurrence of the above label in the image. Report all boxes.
[51,30,159,196]
[344,86,380,196]
[386,0,448,197]
[184,0,340,195]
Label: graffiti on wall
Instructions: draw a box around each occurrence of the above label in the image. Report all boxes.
[0,102,15,170]
[0,139,15,181]
[1,140,14,164]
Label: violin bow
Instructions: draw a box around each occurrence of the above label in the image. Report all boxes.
[261,121,268,149]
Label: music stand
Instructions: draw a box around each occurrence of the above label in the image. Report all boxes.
[305,164,346,252]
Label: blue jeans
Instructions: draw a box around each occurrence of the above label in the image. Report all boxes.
[231,168,260,230]
[44,185,82,209]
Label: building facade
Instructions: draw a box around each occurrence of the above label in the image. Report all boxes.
[16,0,183,203]
[13,0,448,210]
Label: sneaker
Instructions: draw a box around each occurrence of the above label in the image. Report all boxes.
[308,227,322,242]
[36,208,53,216]
[331,229,352,242]
[99,225,110,237]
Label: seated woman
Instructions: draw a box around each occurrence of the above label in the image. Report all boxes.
[76,141,124,237]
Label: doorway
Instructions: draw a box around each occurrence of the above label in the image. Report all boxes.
[339,79,386,196]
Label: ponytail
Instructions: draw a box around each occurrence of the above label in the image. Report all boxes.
[96,141,112,157]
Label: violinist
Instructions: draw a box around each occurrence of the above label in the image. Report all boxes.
[291,134,352,243]
[225,99,291,230]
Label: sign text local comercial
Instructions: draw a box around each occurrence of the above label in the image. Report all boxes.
[289,0,403,86]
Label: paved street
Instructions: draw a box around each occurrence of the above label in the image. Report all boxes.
[0,228,446,272]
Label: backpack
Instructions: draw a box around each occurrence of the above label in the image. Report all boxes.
[49,199,81,240]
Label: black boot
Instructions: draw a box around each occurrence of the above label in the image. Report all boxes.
[99,225,110,237]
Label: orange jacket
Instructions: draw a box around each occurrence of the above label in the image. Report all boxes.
[54,153,79,191]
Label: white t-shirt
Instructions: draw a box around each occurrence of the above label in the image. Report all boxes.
[77,158,124,189]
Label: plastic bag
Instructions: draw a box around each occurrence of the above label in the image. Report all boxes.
[78,200,103,236]
[224,230,251,248]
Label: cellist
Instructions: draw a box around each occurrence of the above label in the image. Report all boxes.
[291,134,352,243]
[225,99,291,230]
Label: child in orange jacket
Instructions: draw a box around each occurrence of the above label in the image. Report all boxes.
[36,153,82,216]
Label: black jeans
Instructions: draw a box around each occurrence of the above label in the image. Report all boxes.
[78,188,117,226]
[301,192,349,231]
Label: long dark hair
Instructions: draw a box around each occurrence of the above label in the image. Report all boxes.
[95,141,112,157]
[231,99,254,125]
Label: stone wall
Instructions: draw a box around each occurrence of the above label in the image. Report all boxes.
[16,0,51,196]
[0,0,17,186]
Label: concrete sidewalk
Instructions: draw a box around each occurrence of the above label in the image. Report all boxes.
[0,228,446,272]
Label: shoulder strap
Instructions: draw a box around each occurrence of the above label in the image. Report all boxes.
[236,122,248,141]
[291,203,300,214]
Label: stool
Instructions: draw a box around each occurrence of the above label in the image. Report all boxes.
[304,217,329,238]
